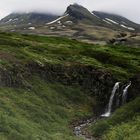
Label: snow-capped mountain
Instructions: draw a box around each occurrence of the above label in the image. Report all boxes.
[92,11,140,31]
[0,4,140,45]
[44,4,140,32]
[0,12,58,25]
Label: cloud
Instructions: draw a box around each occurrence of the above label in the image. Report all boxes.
[0,0,140,23]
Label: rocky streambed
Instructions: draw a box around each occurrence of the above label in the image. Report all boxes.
[72,117,99,140]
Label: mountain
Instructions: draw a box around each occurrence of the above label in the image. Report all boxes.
[0,4,140,45]
[46,4,140,31]
[65,4,139,30]
[65,4,101,24]
[66,4,94,20]
[93,11,140,31]
[0,12,58,25]
[44,4,140,45]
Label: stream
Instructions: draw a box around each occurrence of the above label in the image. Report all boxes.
[73,117,98,140]
[73,81,131,140]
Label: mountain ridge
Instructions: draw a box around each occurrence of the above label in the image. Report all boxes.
[1,4,140,29]
[93,11,140,31]
[0,12,58,25]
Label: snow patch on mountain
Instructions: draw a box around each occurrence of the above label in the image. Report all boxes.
[103,19,112,25]
[120,24,135,30]
[46,14,69,25]
[91,12,100,19]
[105,18,119,25]
[5,19,13,23]
[65,21,73,24]
[28,27,35,30]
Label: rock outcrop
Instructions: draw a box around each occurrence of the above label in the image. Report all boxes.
[0,62,139,114]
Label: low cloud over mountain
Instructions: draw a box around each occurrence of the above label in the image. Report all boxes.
[0,0,140,24]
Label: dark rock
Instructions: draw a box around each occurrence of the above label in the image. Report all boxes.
[128,74,140,100]
[26,62,116,112]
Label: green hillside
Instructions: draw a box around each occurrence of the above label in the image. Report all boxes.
[0,32,140,80]
[0,81,94,140]
[90,97,140,140]
[0,32,139,140]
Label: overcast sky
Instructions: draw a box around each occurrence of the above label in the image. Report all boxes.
[0,0,140,24]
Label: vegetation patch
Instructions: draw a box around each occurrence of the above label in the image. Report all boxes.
[0,32,140,139]
[0,32,140,80]
[89,97,140,140]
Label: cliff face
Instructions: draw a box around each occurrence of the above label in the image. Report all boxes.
[27,63,116,104]
[0,33,139,117]
[0,67,23,87]
[128,74,140,99]
[0,61,139,114]
[0,62,116,109]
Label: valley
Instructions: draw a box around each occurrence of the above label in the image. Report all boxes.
[0,32,139,140]
[0,3,140,140]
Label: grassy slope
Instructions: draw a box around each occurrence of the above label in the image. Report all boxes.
[0,32,140,139]
[90,97,140,140]
[0,32,140,80]
[0,76,94,140]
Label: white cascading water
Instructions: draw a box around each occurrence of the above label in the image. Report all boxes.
[122,81,131,104]
[101,82,120,117]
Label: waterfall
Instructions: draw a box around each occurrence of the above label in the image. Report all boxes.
[122,81,131,104]
[101,82,120,117]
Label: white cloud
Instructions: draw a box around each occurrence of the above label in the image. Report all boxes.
[0,0,140,23]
